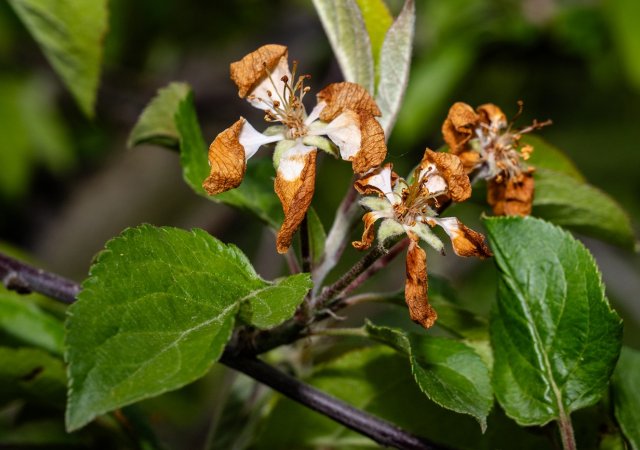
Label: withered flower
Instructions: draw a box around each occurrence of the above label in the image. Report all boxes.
[203,44,387,253]
[352,150,492,329]
[442,102,550,216]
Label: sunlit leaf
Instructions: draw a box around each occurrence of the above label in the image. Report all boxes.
[485,216,622,426]
[365,321,492,429]
[533,168,635,249]
[65,225,272,431]
[354,0,392,69]
[7,0,108,116]
[312,0,374,92]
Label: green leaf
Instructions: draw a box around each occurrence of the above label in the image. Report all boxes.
[364,321,492,429]
[0,289,64,355]
[129,83,283,228]
[128,82,191,149]
[533,168,635,249]
[523,135,584,181]
[239,273,312,329]
[375,0,415,135]
[307,207,327,265]
[612,346,640,449]
[65,225,270,431]
[7,0,108,116]
[255,346,548,450]
[312,0,375,93]
[606,0,640,90]
[485,216,623,426]
[354,0,392,69]
[0,347,66,408]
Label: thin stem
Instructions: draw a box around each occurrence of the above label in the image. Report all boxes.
[219,353,440,450]
[300,214,311,274]
[312,179,359,295]
[342,290,403,307]
[0,252,444,449]
[309,327,368,338]
[556,414,577,450]
[0,252,79,304]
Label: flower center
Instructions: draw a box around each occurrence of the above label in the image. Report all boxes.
[252,61,312,139]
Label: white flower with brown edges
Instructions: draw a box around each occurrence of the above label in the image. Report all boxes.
[352,149,492,329]
[203,44,387,253]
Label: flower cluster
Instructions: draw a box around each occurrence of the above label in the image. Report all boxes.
[352,150,492,328]
[442,102,550,216]
[203,44,387,253]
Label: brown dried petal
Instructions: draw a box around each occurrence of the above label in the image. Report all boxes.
[404,239,437,329]
[317,82,381,121]
[457,150,482,174]
[203,118,246,195]
[274,150,318,254]
[354,163,397,197]
[477,103,507,129]
[442,102,479,154]
[351,111,387,174]
[352,212,380,251]
[421,149,471,202]
[449,220,493,258]
[487,171,535,216]
[230,44,288,98]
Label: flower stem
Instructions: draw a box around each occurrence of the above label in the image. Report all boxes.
[556,413,577,450]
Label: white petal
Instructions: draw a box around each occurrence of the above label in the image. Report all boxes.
[238,120,284,159]
[323,110,362,161]
[430,217,459,239]
[367,166,398,205]
[277,140,315,181]
[247,56,292,111]
[305,101,326,125]
[424,174,447,196]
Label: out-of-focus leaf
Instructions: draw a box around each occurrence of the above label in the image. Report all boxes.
[239,273,312,329]
[255,346,548,450]
[7,0,108,116]
[0,76,73,199]
[65,225,271,431]
[485,216,622,426]
[606,0,640,90]
[0,419,86,446]
[376,0,415,135]
[0,347,66,408]
[129,83,282,227]
[365,321,492,429]
[312,0,374,93]
[394,42,476,147]
[0,289,64,355]
[128,82,191,149]
[612,346,640,449]
[307,207,326,265]
[523,135,584,181]
[533,168,635,249]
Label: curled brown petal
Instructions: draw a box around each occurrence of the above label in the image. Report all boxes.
[352,212,380,251]
[487,171,535,216]
[274,150,318,254]
[230,44,288,98]
[203,118,246,195]
[405,239,437,329]
[421,149,471,202]
[477,103,507,129]
[449,220,493,258]
[351,112,387,174]
[354,163,397,197]
[442,102,478,154]
[316,82,381,121]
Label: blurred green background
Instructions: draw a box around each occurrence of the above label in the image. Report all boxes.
[0,0,639,446]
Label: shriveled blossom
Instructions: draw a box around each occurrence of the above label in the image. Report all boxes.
[352,149,492,328]
[442,102,550,216]
[203,44,387,253]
